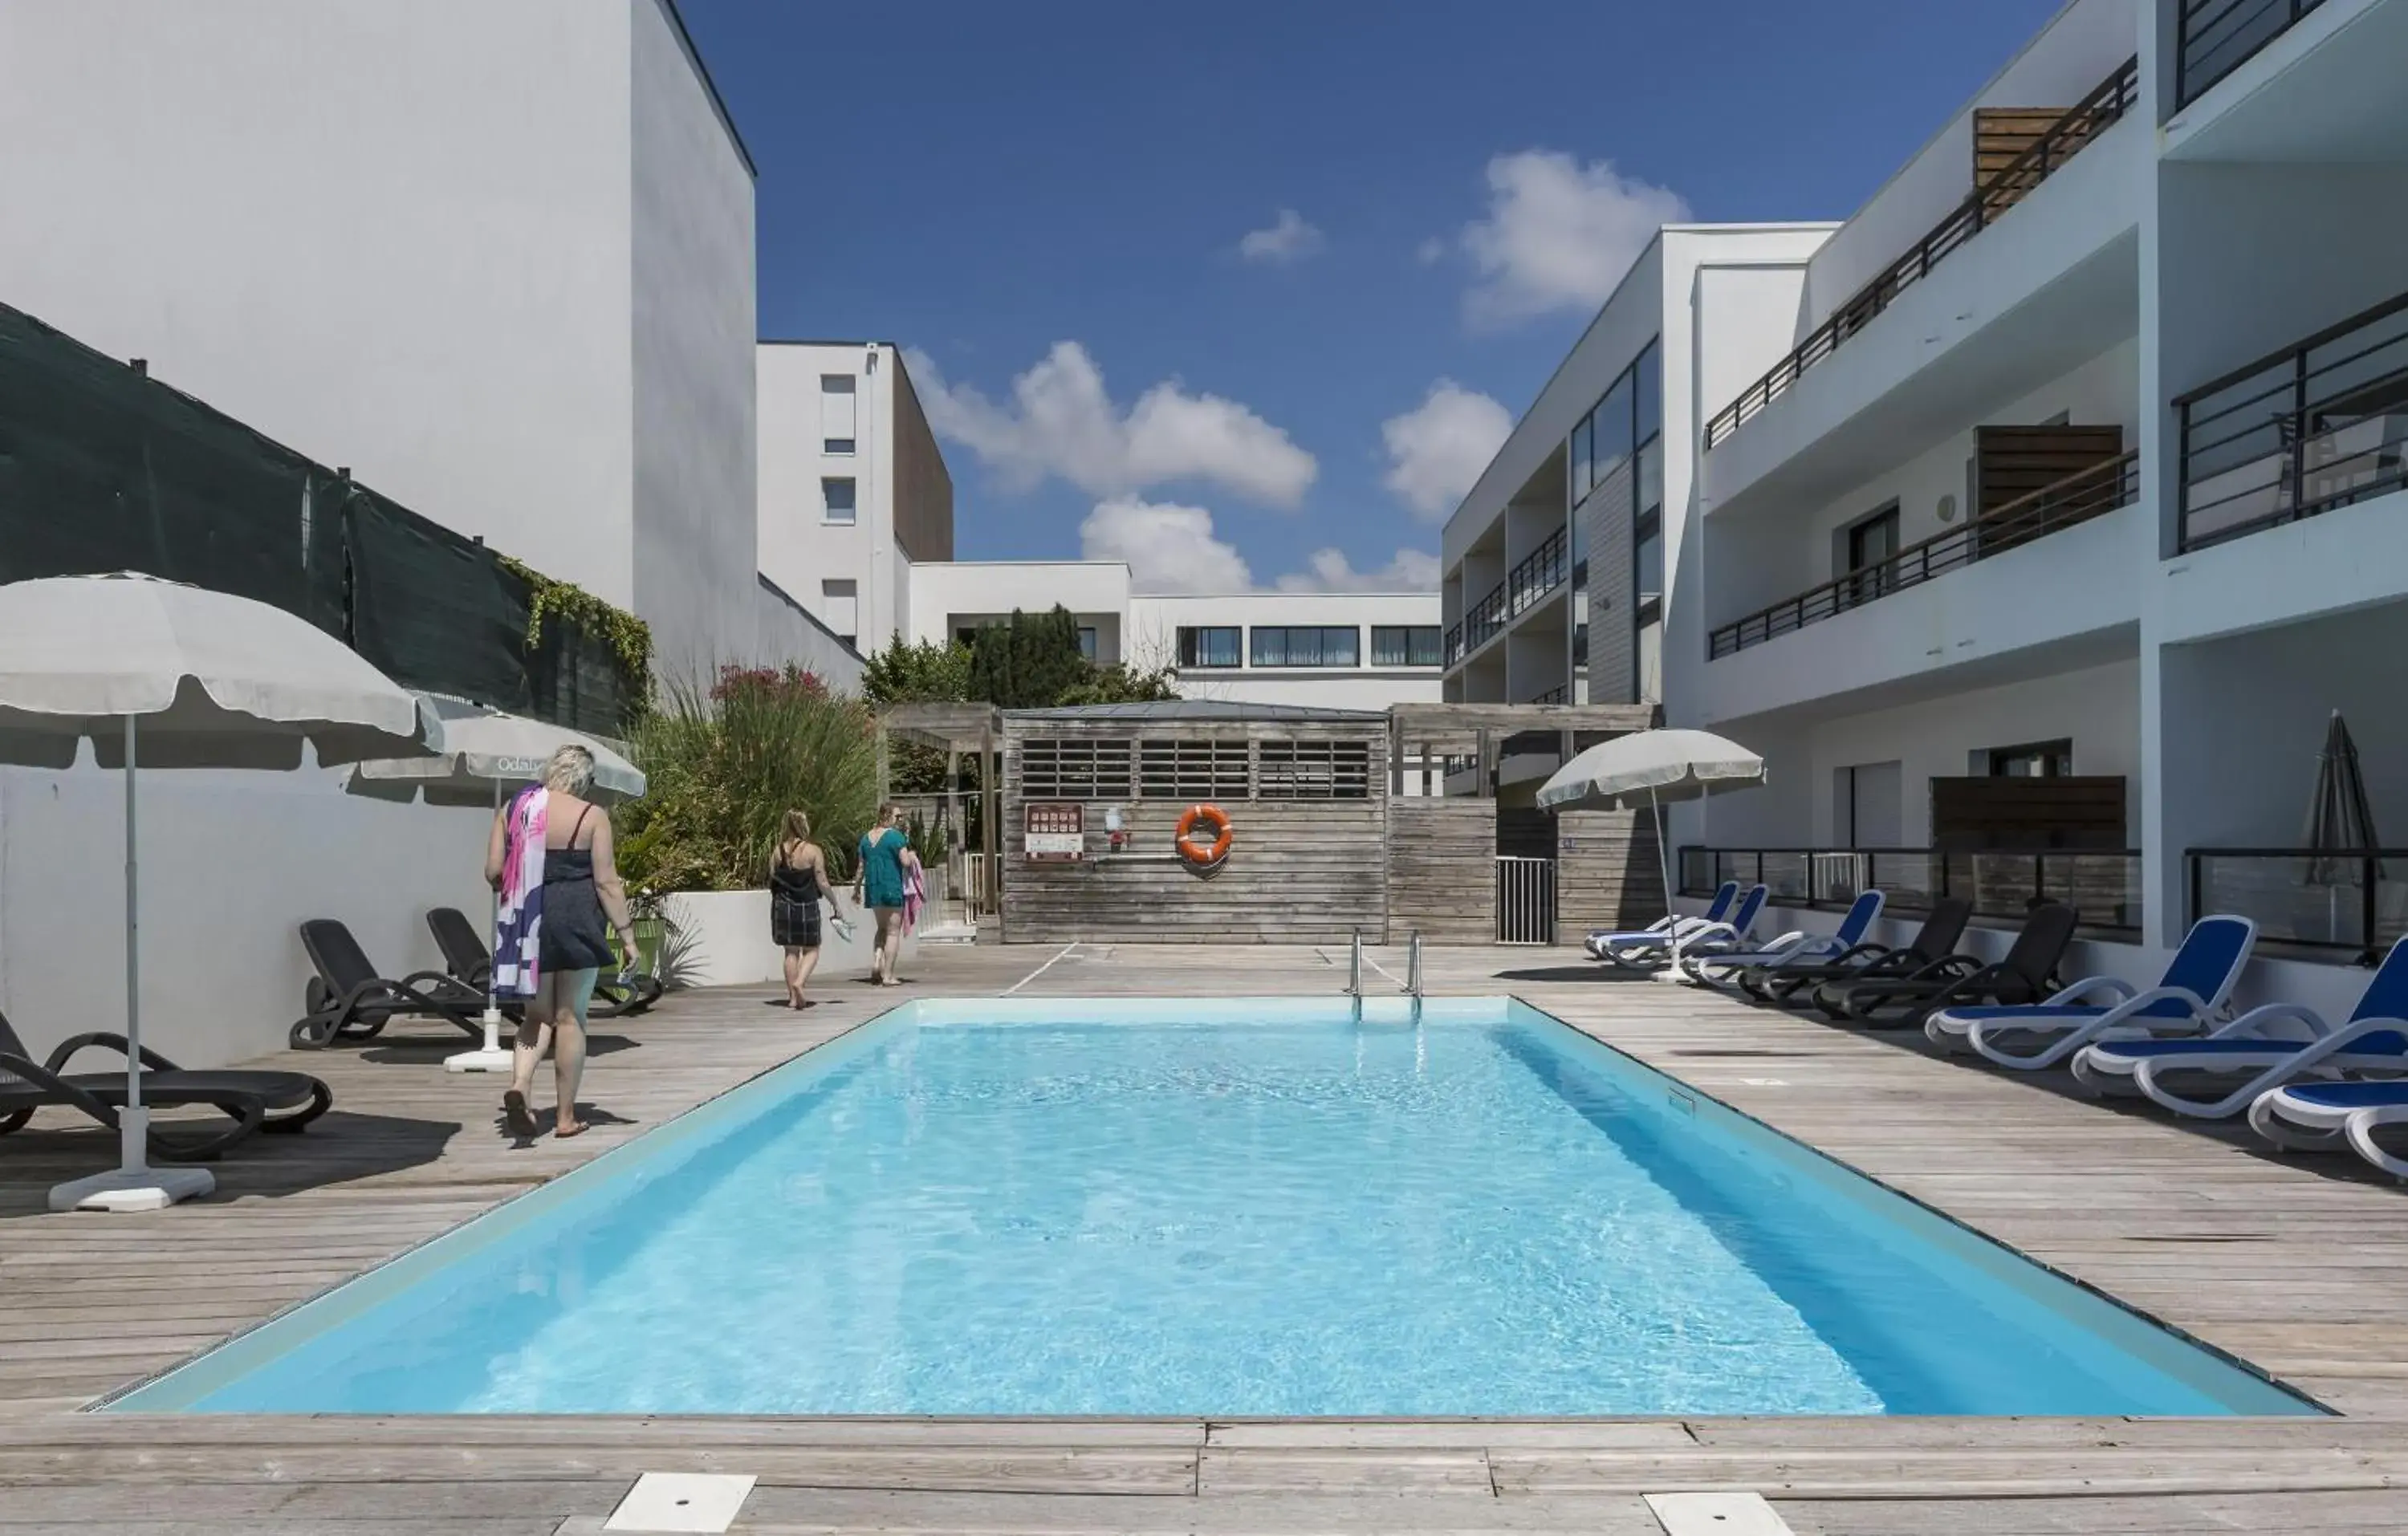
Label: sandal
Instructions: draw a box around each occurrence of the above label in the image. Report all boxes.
[554,1121,590,1140]
[502,1091,539,1140]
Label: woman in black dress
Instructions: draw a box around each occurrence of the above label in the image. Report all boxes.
[485,745,637,1140]
[770,808,846,1009]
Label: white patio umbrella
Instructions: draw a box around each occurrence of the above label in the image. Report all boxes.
[347,696,644,1071]
[0,573,441,1212]
[1537,728,1766,973]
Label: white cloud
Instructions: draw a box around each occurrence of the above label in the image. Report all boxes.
[1273,547,1442,593]
[1080,498,1255,594]
[1380,380,1513,522]
[1238,208,1325,264]
[1454,150,1688,327]
[907,342,1317,508]
[1415,235,1448,266]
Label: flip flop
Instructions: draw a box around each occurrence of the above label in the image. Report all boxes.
[502,1091,539,1139]
[555,1121,590,1140]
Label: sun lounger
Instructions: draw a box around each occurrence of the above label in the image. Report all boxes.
[1586,880,1736,960]
[1816,902,2077,1030]
[426,907,659,1021]
[289,918,487,1050]
[1,1007,329,1160]
[1927,914,2256,1070]
[1736,897,1973,1006]
[2071,936,2408,1113]
[2248,1080,2408,1176]
[1681,890,1885,987]
[1600,885,1770,972]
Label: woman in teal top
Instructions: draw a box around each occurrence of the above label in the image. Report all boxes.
[853,802,921,987]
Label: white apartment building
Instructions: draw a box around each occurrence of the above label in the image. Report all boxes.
[1450,0,2408,992]
[0,0,853,688]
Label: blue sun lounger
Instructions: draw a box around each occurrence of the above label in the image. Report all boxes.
[1926,914,2256,1071]
[1682,889,1885,988]
[1596,885,1767,970]
[2250,1080,2408,1177]
[2071,936,2408,1114]
[1585,880,1736,961]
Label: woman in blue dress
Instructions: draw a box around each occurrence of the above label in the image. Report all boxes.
[853,802,921,987]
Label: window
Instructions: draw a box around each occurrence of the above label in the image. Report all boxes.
[1988,739,2073,778]
[1592,372,1635,490]
[1176,626,1241,668]
[820,374,856,455]
[1138,739,1251,800]
[1636,437,1662,519]
[1370,624,1442,667]
[820,579,857,646]
[822,476,857,525]
[1077,626,1098,661]
[1635,529,1663,612]
[1841,502,1899,605]
[1257,740,1373,799]
[1568,339,1659,504]
[1570,415,1594,498]
[1251,625,1359,668]
[1633,338,1662,447]
[1637,619,1662,705]
[1019,738,1134,800]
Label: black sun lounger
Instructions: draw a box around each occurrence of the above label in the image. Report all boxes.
[1816,901,2078,1030]
[1735,898,1974,1007]
[1,1008,331,1160]
[425,907,660,1021]
[290,918,487,1050]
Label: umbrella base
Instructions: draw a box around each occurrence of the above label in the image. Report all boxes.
[50,1163,214,1213]
[445,1011,514,1074]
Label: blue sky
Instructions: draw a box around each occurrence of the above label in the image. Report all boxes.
[682,0,2060,593]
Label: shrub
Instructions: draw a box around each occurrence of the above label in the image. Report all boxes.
[615,664,880,893]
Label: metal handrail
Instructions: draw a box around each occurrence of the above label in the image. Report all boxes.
[1463,581,1509,653]
[1442,621,1465,667]
[2177,0,2326,108]
[2187,847,2399,962]
[1708,449,2138,659]
[1507,526,1568,618]
[2176,286,2408,551]
[1702,58,2140,451]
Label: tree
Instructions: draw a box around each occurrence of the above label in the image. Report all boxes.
[862,634,973,706]
[966,605,1092,709]
[1059,661,1178,705]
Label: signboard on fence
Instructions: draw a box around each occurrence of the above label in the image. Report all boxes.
[1023,803,1086,860]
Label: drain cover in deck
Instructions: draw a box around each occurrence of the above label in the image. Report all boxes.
[605,1472,757,1533]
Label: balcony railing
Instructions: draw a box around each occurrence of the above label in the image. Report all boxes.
[1442,621,1464,668]
[1463,582,1508,654]
[1702,58,2139,452]
[1678,845,2142,936]
[2178,0,2327,108]
[1508,526,1569,618]
[2190,847,2404,963]
[1527,685,1568,705]
[1708,449,2138,660]
[2178,288,2408,551]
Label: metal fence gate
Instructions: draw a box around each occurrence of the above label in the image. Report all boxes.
[1495,855,1557,945]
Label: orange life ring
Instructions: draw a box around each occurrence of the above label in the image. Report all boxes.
[1174,803,1233,868]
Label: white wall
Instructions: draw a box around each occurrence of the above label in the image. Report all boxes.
[665,889,917,988]
[0,0,637,606]
[630,0,760,686]
[904,561,1135,650]
[759,343,889,648]
[0,760,489,1071]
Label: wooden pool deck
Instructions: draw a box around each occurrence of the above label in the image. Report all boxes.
[5,941,2408,1534]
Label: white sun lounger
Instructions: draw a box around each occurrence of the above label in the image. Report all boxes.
[2071,936,2408,1113]
[1926,914,2256,1071]
[2249,1080,2408,1177]
[1597,885,1767,971]
[1680,889,1885,987]
[1586,880,1736,960]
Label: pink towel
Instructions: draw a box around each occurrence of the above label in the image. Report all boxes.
[492,786,547,998]
[901,866,925,936]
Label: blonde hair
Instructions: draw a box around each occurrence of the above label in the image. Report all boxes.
[542,744,596,796]
[781,808,812,843]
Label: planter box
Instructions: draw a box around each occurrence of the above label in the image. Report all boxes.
[657,888,918,988]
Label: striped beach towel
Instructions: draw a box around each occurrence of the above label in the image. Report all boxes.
[492,786,548,998]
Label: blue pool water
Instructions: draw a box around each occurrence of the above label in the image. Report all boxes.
[116,998,2314,1416]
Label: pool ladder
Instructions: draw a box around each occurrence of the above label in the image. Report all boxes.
[1344,930,1424,1018]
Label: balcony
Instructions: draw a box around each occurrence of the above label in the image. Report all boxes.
[1680,844,2142,935]
[2190,847,2405,962]
[1710,449,2138,659]
[2177,0,2328,108]
[1442,621,1465,668]
[2178,289,2408,552]
[1462,583,1507,654]
[1507,526,1568,620]
[1702,58,2138,453]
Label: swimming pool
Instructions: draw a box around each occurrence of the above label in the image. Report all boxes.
[113,998,2316,1416]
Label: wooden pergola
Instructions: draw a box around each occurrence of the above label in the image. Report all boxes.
[875,703,1005,917]
[1385,701,1658,797]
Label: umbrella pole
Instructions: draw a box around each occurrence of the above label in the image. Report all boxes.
[1656,786,1682,980]
[49,715,214,1211]
[445,778,515,1073]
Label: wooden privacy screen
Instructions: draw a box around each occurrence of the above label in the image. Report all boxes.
[1974,424,2125,555]
[1930,776,2128,851]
